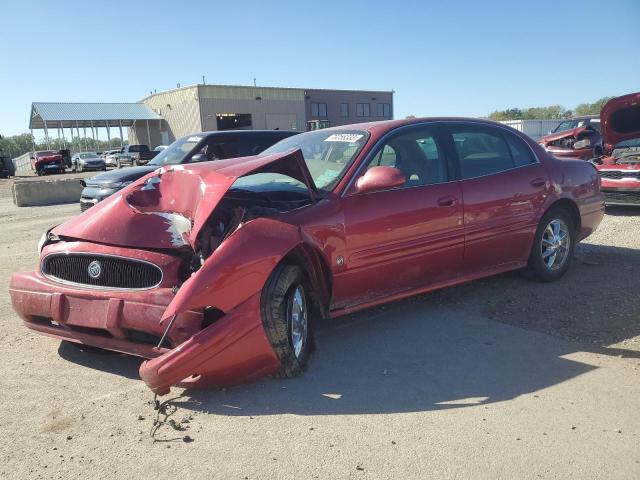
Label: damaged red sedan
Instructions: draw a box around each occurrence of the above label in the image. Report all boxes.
[593,92,640,206]
[538,115,602,160]
[10,118,604,395]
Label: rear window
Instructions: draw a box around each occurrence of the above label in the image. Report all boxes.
[128,145,149,153]
[451,129,513,179]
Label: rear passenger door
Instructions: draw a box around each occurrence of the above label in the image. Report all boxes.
[444,123,550,273]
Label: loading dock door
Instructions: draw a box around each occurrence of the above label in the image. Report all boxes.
[216,113,252,130]
[266,113,298,131]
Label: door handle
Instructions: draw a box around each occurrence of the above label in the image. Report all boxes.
[437,195,458,207]
[530,178,546,188]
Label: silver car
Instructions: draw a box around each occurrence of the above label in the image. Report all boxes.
[71,152,107,172]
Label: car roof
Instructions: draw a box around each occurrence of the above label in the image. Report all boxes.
[317,117,525,136]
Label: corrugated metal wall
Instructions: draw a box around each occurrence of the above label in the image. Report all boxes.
[138,86,203,143]
[198,85,306,131]
[500,119,563,140]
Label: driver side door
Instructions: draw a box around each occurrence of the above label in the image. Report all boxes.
[332,123,465,309]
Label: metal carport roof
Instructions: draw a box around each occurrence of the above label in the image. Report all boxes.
[29,102,162,129]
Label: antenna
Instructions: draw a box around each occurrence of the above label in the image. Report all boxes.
[253,77,257,87]
[202,75,206,85]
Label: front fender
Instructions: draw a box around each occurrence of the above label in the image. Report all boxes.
[162,217,304,322]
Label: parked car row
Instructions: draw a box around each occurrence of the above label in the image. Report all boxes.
[29,144,163,175]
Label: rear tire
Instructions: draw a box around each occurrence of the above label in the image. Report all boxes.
[523,208,575,282]
[261,264,315,378]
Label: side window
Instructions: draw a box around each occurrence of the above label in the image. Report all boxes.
[504,132,536,167]
[369,145,397,167]
[450,128,514,179]
[191,138,239,162]
[364,127,447,188]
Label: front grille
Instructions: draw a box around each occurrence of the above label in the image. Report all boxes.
[80,201,93,212]
[42,253,162,289]
[603,191,640,205]
[599,170,640,180]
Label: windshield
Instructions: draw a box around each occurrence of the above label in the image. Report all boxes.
[36,151,56,156]
[260,129,369,191]
[149,136,204,166]
[553,120,579,133]
[553,118,597,133]
[80,153,99,159]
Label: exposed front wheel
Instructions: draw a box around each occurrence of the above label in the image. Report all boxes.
[523,209,575,282]
[261,264,315,377]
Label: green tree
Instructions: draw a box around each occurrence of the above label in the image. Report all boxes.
[574,97,613,116]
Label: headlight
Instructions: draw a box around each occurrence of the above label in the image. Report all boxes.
[37,231,48,254]
[573,139,591,149]
[38,227,60,254]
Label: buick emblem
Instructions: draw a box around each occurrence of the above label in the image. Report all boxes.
[87,260,102,279]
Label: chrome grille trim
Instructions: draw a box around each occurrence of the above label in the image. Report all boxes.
[41,252,163,290]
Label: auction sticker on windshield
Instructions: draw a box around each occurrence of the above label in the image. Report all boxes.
[324,134,364,143]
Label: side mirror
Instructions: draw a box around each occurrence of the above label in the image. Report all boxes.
[355,166,406,194]
[190,153,206,163]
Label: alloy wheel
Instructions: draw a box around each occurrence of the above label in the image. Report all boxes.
[287,285,308,358]
[541,219,570,271]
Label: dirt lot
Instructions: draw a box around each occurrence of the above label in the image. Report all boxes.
[0,187,638,480]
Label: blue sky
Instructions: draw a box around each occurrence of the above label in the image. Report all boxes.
[1,0,638,136]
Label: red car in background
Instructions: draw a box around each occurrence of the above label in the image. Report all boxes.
[594,92,640,206]
[9,118,604,395]
[538,115,602,160]
[31,150,66,175]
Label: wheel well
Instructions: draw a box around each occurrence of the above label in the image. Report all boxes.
[281,244,332,318]
[546,198,580,233]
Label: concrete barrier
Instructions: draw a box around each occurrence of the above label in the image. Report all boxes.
[13,178,83,207]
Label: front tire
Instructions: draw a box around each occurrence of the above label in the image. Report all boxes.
[261,264,315,377]
[524,208,575,282]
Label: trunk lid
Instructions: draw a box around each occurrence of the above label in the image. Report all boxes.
[601,92,640,151]
[53,149,316,250]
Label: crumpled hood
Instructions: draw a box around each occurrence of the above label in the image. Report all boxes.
[53,149,316,250]
[539,126,587,145]
[601,92,640,150]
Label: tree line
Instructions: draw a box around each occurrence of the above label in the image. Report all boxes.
[0,134,127,159]
[488,97,612,121]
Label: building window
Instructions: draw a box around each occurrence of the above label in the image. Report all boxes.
[356,103,370,117]
[311,102,327,118]
[340,103,349,117]
[377,103,391,117]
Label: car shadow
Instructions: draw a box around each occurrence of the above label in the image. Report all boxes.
[57,342,143,380]
[59,242,640,417]
[604,205,640,217]
[174,299,595,417]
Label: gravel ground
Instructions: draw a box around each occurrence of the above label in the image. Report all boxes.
[0,190,638,479]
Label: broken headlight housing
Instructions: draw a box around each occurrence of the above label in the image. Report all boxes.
[37,227,59,254]
[573,138,591,149]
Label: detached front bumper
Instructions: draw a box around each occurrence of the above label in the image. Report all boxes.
[9,272,281,394]
[544,146,594,160]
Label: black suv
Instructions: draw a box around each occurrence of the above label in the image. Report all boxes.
[79,130,298,211]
